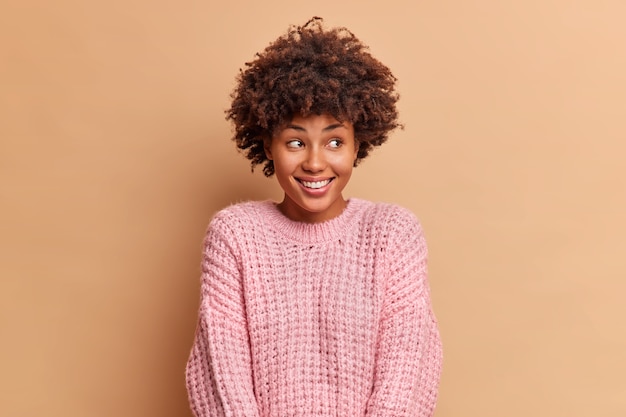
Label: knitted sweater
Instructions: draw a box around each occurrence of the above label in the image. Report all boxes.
[186,198,442,417]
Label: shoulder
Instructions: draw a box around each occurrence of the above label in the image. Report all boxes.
[202,200,271,248]
[354,198,423,233]
[354,199,426,257]
[207,200,270,231]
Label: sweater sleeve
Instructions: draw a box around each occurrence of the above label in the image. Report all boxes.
[185,218,260,417]
[365,209,443,417]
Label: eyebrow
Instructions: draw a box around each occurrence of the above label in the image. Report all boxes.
[285,123,346,132]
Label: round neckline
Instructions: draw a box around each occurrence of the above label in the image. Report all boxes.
[258,198,363,244]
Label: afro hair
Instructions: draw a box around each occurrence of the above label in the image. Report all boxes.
[226,17,402,176]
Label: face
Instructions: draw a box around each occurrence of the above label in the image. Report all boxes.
[265,113,358,223]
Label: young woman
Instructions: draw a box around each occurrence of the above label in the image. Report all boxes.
[186,17,442,417]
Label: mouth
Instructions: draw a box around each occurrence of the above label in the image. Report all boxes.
[296,178,334,189]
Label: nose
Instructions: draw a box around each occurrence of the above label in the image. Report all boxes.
[302,147,325,172]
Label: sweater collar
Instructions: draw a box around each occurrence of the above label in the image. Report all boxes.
[258,198,363,244]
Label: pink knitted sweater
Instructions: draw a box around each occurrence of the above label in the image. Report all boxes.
[186,198,442,416]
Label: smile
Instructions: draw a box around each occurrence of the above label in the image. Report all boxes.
[297,178,333,189]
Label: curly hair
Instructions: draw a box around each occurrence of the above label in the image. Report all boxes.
[226,17,402,177]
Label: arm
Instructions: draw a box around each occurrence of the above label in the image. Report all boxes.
[185,220,260,417]
[365,210,443,417]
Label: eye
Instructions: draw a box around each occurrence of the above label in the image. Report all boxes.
[286,139,304,149]
[328,138,342,148]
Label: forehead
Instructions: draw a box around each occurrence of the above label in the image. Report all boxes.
[278,113,353,133]
[290,113,341,125]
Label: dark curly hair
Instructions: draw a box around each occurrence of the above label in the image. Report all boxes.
[226,17,402,177]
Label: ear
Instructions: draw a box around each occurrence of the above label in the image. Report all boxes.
[263,137,273,160]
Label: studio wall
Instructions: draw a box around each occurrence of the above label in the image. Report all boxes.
[1,1,625,416]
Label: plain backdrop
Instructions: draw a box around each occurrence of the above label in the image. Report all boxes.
[1,1,625,416]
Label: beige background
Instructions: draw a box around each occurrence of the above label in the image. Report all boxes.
[1,0,625,416]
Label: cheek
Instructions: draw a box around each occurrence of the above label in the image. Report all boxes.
[330,153,356,173]
[272,153,298,175]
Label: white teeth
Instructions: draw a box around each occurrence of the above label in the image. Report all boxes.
[300,179,331,189]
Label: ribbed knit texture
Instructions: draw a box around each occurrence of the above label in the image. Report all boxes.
[186,198,442,417]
